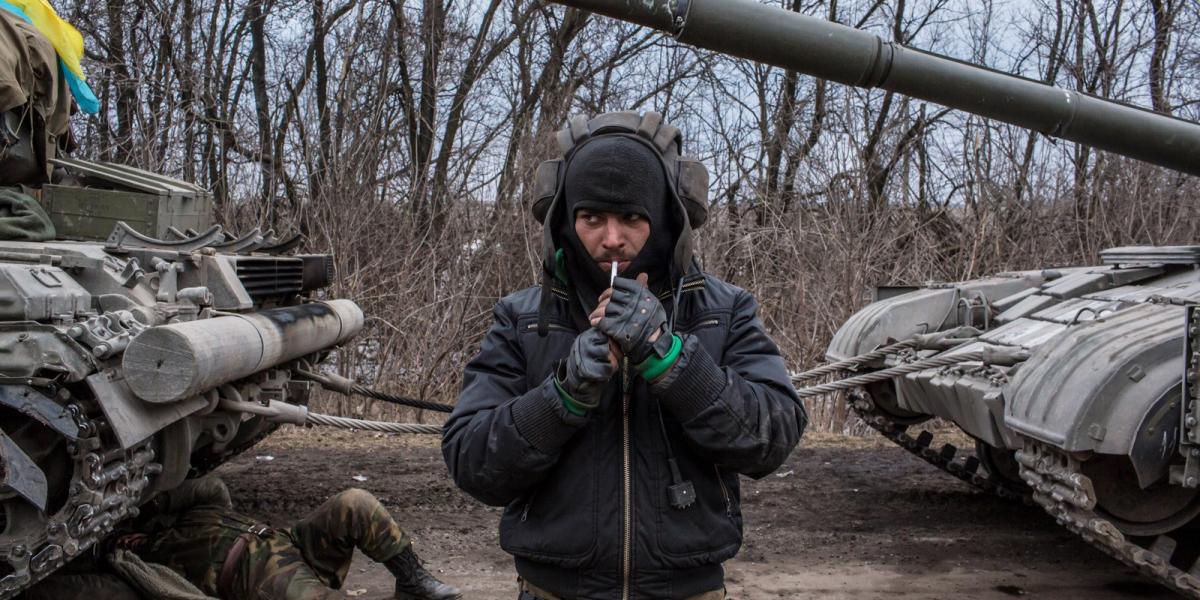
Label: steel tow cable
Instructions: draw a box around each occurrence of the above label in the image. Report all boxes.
[789,326,988,398]
[790,350,984,398]
[790,338,922,382]
[295,368,454,413]
[292,368,450,435]
[304,412,443,435]
[299,331,988,433]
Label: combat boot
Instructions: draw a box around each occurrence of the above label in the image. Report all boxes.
[384,546,462,600]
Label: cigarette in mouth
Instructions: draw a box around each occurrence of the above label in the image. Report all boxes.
[610,261,619,286]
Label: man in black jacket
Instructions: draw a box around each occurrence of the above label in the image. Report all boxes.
[442,111,807,600]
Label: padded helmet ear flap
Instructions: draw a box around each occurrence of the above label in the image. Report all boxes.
[532,159,562,224]
[557,115,589,153]
[676,158,709,228]
[532,110,711,228]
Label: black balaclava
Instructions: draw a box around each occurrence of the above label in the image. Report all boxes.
[555,135,680,320]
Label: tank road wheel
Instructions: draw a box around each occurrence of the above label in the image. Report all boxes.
[1081,385,1200,539]
[863,381,931,426]
[1083,455,1200,538]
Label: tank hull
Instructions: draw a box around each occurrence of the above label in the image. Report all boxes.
[0,224,359,597]
[826,248,1200,596]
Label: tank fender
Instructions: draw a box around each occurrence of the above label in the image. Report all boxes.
[0,429,47,512]
[1006,303,1183,487]
[0,265,90,322]
[86,370,207,449]
[0,385,78,439]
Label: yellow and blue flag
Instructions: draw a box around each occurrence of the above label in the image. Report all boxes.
[0,0,98,114]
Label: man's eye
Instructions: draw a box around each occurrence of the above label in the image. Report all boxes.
[624,214,642,223]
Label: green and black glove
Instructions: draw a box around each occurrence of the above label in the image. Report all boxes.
[598,277,682,380]
[555,328,615,414]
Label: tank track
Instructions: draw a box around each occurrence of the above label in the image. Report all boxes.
[1017,439,1200,598]
[848,388,1029,502]
[0,389,160,599]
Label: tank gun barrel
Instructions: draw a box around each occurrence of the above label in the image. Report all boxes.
[553,0,1200,175]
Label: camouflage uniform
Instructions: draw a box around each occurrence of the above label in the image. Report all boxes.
[137,476,410,600]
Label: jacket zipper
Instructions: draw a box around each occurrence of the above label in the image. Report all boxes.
[714,465,732,517]
[525,322,573,333]
[621,357,632,600]
[520,492,537,522]
[689,319,721,330]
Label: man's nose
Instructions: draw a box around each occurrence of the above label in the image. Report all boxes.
[600,224,624,249]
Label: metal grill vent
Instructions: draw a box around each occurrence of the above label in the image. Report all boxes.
[235,257,304,301]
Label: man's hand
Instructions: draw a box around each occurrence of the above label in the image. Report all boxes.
[588,284,616,328]
[596,274,672,365]
[591,274,663,366]
[559,328,617,411]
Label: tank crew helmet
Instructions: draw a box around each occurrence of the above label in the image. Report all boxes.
[531,110,710,336]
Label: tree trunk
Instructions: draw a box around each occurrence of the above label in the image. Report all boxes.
[247,0,276,221]
[104,0,137,163]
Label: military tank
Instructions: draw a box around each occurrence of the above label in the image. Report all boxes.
[0,9,363,598]
[545,0,1200,595]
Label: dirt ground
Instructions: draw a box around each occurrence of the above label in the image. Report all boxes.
[212,428,1179,600]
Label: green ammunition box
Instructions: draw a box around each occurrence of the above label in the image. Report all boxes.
[37,158,212,241]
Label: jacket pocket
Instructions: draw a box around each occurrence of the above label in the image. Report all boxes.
[653,450,742,562]
[499,433,599,564]
[518,318,577,389]
[677,312,729,362]
[677,312,726,335]
[682,318,723,332]
[523,321,576,334]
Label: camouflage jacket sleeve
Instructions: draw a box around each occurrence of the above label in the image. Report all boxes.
[441,300,586,507]
[651,290,808,478]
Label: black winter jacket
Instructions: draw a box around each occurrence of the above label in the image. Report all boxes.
[442,273,807,599]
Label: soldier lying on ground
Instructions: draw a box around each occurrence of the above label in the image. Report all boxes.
[23,476,461,600]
